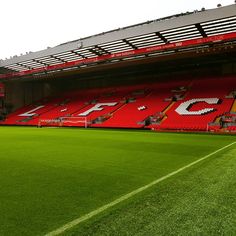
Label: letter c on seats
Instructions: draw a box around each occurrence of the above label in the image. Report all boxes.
[175,98,219,115]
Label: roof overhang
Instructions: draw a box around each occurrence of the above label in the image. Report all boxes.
[0,4,236,80]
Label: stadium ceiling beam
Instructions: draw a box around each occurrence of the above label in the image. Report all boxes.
[90,45,110,56]
[17,63,32,70]
[123,39,138,50]
[4,66,21,72]
[50,55,66,63]
[33,59,49,66]
[97,45,111,54]
[89,49,101,56]
[71,50,87,59]
[195,23,207,38]
[156,32,169,43]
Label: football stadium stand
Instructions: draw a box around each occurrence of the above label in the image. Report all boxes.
[1,76,235,132]
[0,4,235,133]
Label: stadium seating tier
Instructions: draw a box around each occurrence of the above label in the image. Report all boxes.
[1,76,236,132]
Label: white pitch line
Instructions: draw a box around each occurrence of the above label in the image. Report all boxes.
[45,141,236,236]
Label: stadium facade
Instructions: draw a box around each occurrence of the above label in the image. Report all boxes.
[0,4,236,132]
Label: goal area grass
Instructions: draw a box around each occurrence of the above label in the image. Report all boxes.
[0,126,235,235]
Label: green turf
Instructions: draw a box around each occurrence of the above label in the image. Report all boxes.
[0,127,235,236]
[67,143,236,236]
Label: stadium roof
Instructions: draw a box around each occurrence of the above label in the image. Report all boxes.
[0,4,236,79]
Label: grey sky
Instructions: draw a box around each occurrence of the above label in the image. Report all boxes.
[0,0,234,59]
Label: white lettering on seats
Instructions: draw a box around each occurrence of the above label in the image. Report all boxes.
[18,105,45,117]
[175,98,220,115]
[78,103,117,116]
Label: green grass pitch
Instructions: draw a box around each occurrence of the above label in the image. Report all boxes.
[0,126,235,236]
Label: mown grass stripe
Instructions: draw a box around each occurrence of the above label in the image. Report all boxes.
[45,141,236,236]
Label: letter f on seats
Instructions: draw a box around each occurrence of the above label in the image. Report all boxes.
[78,103,117,116]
